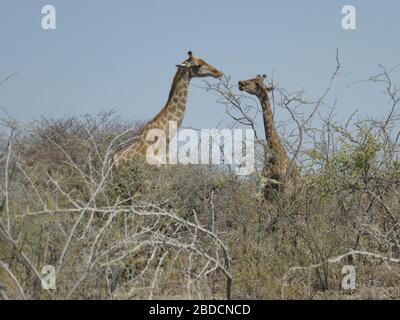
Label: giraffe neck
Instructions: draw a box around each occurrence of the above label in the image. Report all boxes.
[167,67,191,128]
[144,68,190,139]
[113,68,191,167]
[259,91,287,161]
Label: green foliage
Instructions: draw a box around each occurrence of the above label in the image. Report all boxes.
[306,129,382,198]
[1,112,399,300]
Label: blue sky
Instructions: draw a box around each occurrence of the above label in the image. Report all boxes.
[0,0,399,129]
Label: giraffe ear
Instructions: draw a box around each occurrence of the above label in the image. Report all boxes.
[176,62,189,68]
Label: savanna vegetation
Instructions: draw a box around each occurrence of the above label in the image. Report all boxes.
[1,60,399,300]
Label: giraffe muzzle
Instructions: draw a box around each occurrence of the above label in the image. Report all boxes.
[214,70,224,78]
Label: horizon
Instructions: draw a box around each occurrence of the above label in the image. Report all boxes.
[1,0,399,130]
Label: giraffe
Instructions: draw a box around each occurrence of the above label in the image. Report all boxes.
[238,74,298,200]
[113,51,223,167]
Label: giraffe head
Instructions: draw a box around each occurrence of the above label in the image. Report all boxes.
[238,74,273,96]
[176,51,223,79]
